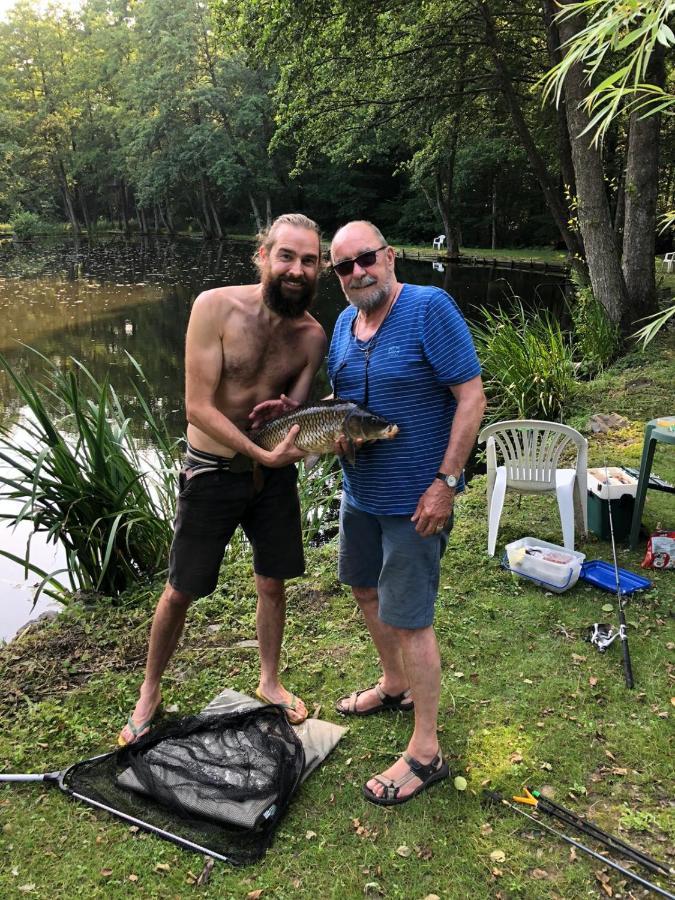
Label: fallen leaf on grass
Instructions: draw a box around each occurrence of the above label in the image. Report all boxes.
[453,776,468,791]
[416,845,433,860]
[422,895,440,900]
[589,676,598,687]
[154,863,170,873]
[541,762,553,771]
[530,868,549,879]
[509,752,523,764]
[396,845,411,857]
[128,874,138,882]
[100,869,113,877]
[480,823,493,835]
[569,847,578,862]
[18,885,36,893]
[363,882,383,895]
[490,850,506,862]
[305,830,317,840]
[246,890,264,900]
[196,857,214,886]
[492,867,503,876]
[572,653,587,664]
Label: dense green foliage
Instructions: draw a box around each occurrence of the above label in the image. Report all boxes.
[471,302,576,421]
[0,0,670,258]
[9,210,42,240]
[568,271,621,375]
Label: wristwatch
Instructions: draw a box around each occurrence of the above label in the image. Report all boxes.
[435,472,458,489]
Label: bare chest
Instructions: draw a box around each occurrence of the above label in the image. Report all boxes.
[221,320,304,389]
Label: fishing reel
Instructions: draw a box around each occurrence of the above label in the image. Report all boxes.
[585,623,619,652]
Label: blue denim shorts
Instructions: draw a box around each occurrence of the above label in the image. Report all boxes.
[338,495,453,629]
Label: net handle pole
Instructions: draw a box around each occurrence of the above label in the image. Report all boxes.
[0,773,59,782]
[69,790,232,865]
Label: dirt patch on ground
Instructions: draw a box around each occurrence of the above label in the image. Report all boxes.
[0,606,150,716]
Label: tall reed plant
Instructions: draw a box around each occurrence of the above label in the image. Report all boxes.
[0,349,181,599]
[568,271,620,375]
[471,300,576,423]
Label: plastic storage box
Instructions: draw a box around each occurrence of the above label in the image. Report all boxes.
[587,467,638,500]
[503,537,586,593]
[586,468,637,540]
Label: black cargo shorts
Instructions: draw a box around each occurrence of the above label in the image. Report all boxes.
[168,463,304,598]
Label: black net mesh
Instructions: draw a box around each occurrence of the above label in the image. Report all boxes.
[64,706,305,866]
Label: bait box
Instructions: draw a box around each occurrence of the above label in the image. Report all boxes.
[502,537,585,593]
[587,467,638,500]
[579,560,652,594]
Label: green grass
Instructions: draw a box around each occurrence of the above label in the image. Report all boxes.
[1,334,674,898]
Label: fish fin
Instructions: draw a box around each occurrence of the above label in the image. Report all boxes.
[303,453,321,472]
[345,439,356,466]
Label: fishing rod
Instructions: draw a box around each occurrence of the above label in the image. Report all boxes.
[516,788,673,879]
[483,791,675,899]
[604,461,635,688]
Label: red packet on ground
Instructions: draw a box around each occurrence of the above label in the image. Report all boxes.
[641,531,675,569]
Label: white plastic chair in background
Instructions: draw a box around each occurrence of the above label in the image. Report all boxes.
[432,234,446,250]
[663,251,675,273]
[478,420,588,556]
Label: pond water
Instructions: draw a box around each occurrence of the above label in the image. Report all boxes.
[0,236,568,640]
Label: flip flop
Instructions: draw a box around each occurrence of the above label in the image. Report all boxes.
[255,687,308,725]
[336,682,414,717]
[117,713,156,747]
[363,750,449,806]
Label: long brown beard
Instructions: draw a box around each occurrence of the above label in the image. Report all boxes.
[262,273,317,318]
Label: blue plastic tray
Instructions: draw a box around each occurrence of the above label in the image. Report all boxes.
[579,560,652,595]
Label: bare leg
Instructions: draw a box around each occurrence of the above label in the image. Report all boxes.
[365,624,443,800]
[254,574,307,723]
[338,587,409,713]
[119,582,193,744]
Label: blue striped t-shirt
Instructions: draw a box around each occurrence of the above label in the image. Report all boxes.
[327,283,481,515]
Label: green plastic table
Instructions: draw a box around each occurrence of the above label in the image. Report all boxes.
[628,416,675,549]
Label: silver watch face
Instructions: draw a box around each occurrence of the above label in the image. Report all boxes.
[437,472,458,488]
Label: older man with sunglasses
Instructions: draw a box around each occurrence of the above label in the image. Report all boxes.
[328,220,486,805]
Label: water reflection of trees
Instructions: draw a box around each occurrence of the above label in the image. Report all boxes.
[0,238,568,436]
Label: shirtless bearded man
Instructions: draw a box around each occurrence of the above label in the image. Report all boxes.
[118,213,326,745]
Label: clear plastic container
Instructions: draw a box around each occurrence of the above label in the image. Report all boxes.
[504,537,586,593]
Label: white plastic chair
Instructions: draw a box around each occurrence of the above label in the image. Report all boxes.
[478,420,588,556]
[663,251,675,273]
[432,234,446,250]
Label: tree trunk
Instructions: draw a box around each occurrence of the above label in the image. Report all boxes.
[208,195,223,239]
[265,195,272,226]
[78,186,92,233]
[479,1,584,267]
[249,193,263,233]
[138,207,148,234]
[57,159,80,235]
[199,178,213,238]
[556,3,629,328]
[164,203,175,236]
[621,45,665,327]
[542,0,578,203]
[120,181,131,235]
[491,174,497,250]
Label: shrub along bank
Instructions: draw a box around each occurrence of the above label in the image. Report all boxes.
[0,332,673,899]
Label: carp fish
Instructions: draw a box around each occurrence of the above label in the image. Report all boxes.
[252,399,399,464]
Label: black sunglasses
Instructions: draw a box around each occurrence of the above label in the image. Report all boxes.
[332,245,388,277]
